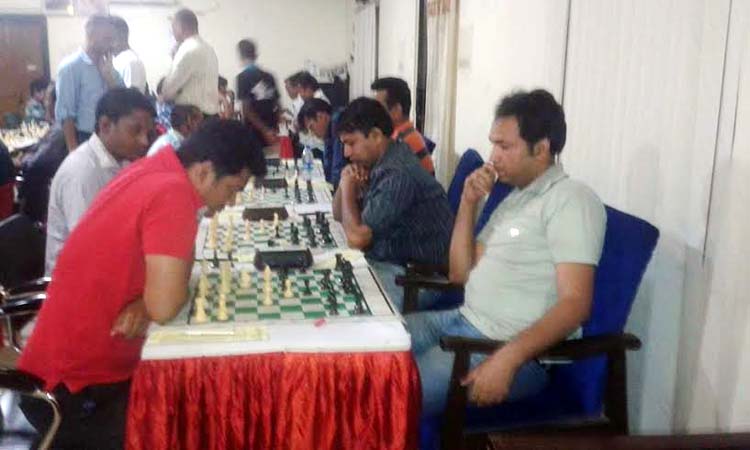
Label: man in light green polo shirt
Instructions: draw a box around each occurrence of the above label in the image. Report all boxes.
[406,89,606,417]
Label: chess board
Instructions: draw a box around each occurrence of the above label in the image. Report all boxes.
[191,266,383,323]
[198,212,347,262]
[264,158,326,181]
[237,179,332,208]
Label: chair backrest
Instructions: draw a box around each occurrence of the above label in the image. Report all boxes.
[446,149,484,214]
[0,214,46,288]
[555,205,659,414]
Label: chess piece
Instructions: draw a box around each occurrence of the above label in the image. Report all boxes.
[217,293,229,321]
[240,270,252,288]
[303,279,311,295]
[284,279,293,298]
[275,225,281,239]
[335,254,343,271]
[263,288,273,306]
[198,273,209,297]
[264,265,272,286]
[193,296,208,323]
[245,221,251,240]
[220,262,231,294]
[273,212,279,228]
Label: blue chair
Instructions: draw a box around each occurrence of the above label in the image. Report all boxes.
[424,136,437,155]
[446,149,484,214]
[420,206,659,449]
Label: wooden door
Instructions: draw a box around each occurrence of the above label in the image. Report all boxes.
[0,15,49,125]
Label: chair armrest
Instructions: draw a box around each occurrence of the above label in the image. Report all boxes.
[0,293,45,318]
[395,273,465,291]
[439,333,642,359]
[0,368,45,395]
[7,277,50,296]
[406,262,450,276]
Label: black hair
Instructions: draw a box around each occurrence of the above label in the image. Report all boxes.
[237,39,257,60]
[337,97,393,137]
[495,89,567,156]
[95,88,156,133]
[297,98,332,131]
[177,119,267,179]
[85,14,113,35]
[29,78,48,96]
[370,77,411,117]
[296,72,319,91]
[218,76,228,89]
[174,8,199,33]
[110,15,129,40]
[285,71,306,87]
[171,104,201,130]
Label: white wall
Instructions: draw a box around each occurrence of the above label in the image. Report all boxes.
[453,0,568,159]
[377,0,418,97]
[44,0,352,108]
[562,0,729,433]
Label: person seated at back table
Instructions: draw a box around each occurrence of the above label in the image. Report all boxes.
[45,88,154,275]
[297,98,346,189]
[371,77,434,175]
[147,104,203,156]
[405,89,607,417]
[332,97,454,309]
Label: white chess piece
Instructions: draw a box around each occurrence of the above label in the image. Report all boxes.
[193,296,208,323]
[273,212,279,228]
[217,293,229,321]
[284,279,293,298]
[240,270,252,289]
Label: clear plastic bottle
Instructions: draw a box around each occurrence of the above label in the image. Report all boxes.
[301,146,314,181]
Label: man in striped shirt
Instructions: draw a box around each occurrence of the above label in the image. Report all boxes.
[372,77,435,175]
[333,98,453,309]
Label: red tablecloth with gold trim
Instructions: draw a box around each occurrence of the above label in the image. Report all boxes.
[126,351,420,450]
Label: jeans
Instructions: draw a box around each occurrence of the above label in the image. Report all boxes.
[20,380,131,450]
[406,309,550,417]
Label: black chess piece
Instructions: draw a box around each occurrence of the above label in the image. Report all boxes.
[309,235,317,248]
[335,254,343,271]
[303,279,311,295]
[267,239,275,247]
[275,225,281,238]
[291,233,299,245]
[212,249,219,268]
[284,186,289,199]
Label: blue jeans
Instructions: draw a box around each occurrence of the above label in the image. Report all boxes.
[406,309,550,417]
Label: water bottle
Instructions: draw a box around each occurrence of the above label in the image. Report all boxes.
[302,146,314,181]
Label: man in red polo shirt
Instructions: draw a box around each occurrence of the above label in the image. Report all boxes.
[18,119,265,449]
[371,77,435,175]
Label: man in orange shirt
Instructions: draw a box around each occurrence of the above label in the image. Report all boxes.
[371,77,435,175]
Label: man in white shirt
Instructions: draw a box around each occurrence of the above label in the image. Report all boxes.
[46,88,155,274]
[111,16,148,94]
[160,8,219,116]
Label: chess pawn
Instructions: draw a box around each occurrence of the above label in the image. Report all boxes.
[240,270,252,289]
[193,296,208,324]
[220,262,232,294]
[273,212,279,228]
[264,265,272,284]
[284,279,293,298]
[259,219,265,233]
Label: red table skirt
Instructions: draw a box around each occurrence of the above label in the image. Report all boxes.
[126,351,421,450]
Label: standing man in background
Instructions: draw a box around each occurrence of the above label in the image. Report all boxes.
[161,8,219,117]
[236,39,281,145]
[111,16,148,94]
[56,15,124,151]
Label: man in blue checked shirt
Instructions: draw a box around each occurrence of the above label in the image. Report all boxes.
[55,15,124,152]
